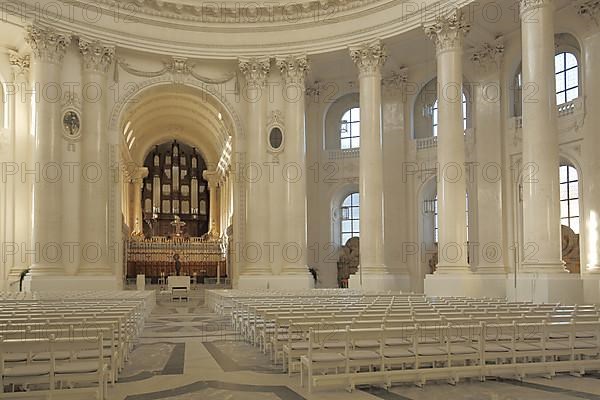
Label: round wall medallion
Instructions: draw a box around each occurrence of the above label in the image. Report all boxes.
[268,127,283,151]
[62,110,81,139]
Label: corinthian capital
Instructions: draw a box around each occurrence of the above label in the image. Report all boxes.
[238,57,271,87]
[78,38,115,74]
[25,25,72,64]
[520,0,554,16]
[424,12,471,54]
[349,41,387,76]
[276,55,309,86]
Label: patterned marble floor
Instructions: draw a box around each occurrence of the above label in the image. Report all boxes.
[102,290,600,400]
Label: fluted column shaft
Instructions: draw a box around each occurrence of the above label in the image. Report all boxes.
[239,58,271,274]
[350,42,387,273]
[425,13,470,272]
[277,55,311,275]
[26,26,71,275]
[78,39,114,274]
[520,0,565,273]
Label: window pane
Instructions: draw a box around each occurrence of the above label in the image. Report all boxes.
[566,68,578,89]
[560,201,569,218]
[560,183,569,200]
[555,53,564,73]
[556,72,565,93]
[566,88,579,102]
[569,199,579,217]
[559,166,568,183]
[352,193,360,205]
[351,137,360,149]
[342,233,351,244]
[352,220,360,232]
[341,110,351,123]
[341,124,350,138]
[341,138,350,149]
[568,166,578,181]
[343,195,352,207]
[352,207,360,219]
[557,93,565,106]
[570,218,580,234]
[565,53,577,69]
[342,220,352,232]
[568,182,579,199]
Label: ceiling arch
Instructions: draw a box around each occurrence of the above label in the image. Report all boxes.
[120,83,234,167]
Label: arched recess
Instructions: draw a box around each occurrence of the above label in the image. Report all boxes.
[330,182,359,247]
[323,92,359,150]
[510,33,582,117]
[416,175,438,281]
[412,77,472,139]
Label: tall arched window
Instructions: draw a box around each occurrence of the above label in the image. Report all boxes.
[555,52,579,105]
[434,193,469,243]
[432,93,467,137]
[560,165,579,234]
[340,107,360,149]
[341,192,360,244]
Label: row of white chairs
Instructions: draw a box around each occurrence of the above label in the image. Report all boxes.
[0,292,154,399]
[299,320,600,392]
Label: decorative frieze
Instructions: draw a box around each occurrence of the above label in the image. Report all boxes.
[238,57,271,87]
[470,37,504,71]
[25,25,71,64]
[115,57,234,84]
[8,50,30,79]
[276,55,309,86]
[424,12,470,54]
[78,38,115,74]
[349,40,387,76]
[575,0,600,26]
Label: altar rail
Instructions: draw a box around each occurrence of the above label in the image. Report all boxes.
[126,238,226,280]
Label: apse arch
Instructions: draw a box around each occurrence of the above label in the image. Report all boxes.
[109,77,244,143]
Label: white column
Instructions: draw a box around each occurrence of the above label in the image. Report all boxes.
[578,3,600,302]
[203,170,220,235]
[519,0,565,273]
[25,25,71,277]
[238,58,272,285]
[347,41,405,291]
[425,13,470,273]
[78,39,114,275]
[131,167,148,233]
[276,55,312,281]
[471,41,507,275]
[6,52,31,283]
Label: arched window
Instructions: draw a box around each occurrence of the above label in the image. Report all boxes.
[341,192,360,244]
[340,107,360,149]
[434,193,469,243]
[555,52,579,105]
[432,93,467,137]
[560,165,579,234]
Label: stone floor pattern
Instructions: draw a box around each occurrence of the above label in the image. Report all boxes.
[99,290,600,400]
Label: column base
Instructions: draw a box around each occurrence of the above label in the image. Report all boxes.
[580,274,600,304]
[348,272,411,292]
[237,274,315,290]
[424,273,507,298]
[22,274,122,292]
[506,273,582,304]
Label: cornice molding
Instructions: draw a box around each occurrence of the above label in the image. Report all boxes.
[423,11,471,55]
[25,25,71,64]
[349,40,387,77]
